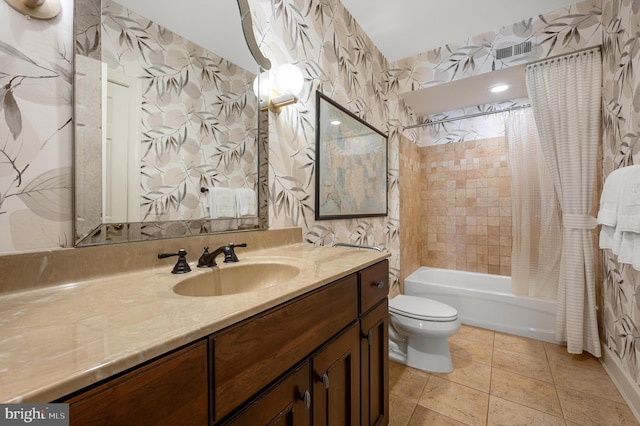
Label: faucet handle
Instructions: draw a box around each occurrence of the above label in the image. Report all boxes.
[224,242,247,263]
[157,249,191,274]
[197,246,215,268]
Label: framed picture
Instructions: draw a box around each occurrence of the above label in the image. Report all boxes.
[315,91,388,220]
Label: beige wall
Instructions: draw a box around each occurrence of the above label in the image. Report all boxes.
[422,137,512,275]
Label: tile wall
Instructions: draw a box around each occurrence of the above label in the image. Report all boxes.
[422,137,512,275]
[399,134,423,294]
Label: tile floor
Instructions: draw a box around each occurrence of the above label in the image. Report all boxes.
[389,324,639,425]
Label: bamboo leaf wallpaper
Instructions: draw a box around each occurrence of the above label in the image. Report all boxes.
[602,0,640,386]
[251,0,401,293]
[0,1,73,252]
[102,0,259,223]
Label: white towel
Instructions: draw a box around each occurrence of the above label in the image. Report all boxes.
[597,167,628,226]
[616,165,640,233]
[235,188,257,218]
[597,165,640,271]
[598,167,629,250]
[208,187,236,219]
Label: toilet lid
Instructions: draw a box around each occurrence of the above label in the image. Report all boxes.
[389,294,458,322]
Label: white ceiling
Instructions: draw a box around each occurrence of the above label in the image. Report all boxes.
[340,0,583,63]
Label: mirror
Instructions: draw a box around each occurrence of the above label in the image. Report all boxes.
[73,0,270,246]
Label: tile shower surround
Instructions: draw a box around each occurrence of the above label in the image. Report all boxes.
[399,135,424,295]
[422,137,512,275]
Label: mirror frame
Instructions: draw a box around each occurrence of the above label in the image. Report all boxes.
[73,0,270,246]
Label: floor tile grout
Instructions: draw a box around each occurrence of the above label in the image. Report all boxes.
[390,324,638,426]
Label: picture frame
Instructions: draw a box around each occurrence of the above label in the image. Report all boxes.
[315,91,388,220]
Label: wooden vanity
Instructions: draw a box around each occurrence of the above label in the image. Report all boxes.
[60,260,389,425]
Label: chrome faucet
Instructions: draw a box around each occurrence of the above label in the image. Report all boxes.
[197,243,247,268]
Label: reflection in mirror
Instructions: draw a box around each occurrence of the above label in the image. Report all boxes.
[74,0,268,246]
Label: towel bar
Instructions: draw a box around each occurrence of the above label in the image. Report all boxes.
[332,243,383,252]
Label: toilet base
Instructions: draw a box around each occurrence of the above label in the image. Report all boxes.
[405,335,454,373]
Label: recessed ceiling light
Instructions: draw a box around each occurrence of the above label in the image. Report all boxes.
[490,84,510,93]
[330,120,341,125]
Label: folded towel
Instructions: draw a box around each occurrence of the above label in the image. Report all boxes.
[599,224,617,251]
[615,231,640,271]
[597,167,629,226]
[235,188,257,218]
[617,165,640,233]
[208,187,236,219]
[597,165,640,271]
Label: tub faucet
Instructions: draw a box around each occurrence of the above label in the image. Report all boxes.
[197,243,247,268]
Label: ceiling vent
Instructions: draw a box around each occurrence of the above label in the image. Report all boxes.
[494,41,533,61]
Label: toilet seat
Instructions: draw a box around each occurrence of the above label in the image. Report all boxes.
[389,294,457,322]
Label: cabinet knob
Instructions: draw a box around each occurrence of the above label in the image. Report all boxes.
[319,373,330,389]
[375,281,385,289]
[299,390,311,409]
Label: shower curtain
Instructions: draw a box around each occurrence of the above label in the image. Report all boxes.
[525,48,602,356]
[505,108,561,300]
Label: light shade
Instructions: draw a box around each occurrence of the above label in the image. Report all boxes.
[253,64,304,113]
[274,64,304,97]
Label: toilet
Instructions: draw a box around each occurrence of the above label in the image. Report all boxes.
[388,294,460,373]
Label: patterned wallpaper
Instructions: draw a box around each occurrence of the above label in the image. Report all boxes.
[100,0,259,222]
[250,0,404,293]
[0,0,73,252]
[398,0,602,146]
[601,0,640,385]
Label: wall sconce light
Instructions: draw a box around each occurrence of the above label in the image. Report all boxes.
[4,0,61,20]
[253,64,304,113]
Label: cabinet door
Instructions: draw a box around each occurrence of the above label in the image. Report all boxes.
[361,299,389,426]
[312,323,360,425]
[65,340,208,426]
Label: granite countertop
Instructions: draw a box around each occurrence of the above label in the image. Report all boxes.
[0,243,389,404]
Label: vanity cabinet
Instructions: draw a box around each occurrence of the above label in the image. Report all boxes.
[64,340,209,425]
[60,260,389,426]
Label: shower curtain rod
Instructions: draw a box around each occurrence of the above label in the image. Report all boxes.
[403,103,531,129]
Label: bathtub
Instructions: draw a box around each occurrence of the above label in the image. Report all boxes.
[404,267,558,343]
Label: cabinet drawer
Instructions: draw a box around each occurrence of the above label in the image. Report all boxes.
[222,361,311,425]
[65,340,208,426]
[359,260,389,314]
[213,274,358,420]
